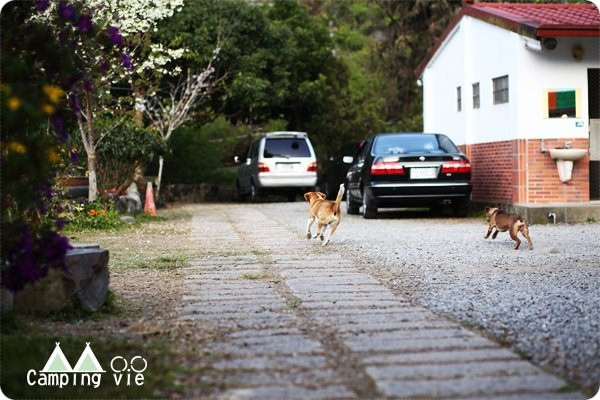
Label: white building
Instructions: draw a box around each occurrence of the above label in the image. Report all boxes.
[417,1,600,222]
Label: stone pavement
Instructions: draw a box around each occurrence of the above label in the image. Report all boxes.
[179,204,583,398]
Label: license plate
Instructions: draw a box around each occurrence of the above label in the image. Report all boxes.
[276,163,298,171]
[410,167,437,179]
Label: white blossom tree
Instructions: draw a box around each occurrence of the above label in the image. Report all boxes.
[136,45,226,200]
[36,0,186,202]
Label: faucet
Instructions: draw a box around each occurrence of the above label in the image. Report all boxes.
[565,141,572,149]
[548,212,556,224]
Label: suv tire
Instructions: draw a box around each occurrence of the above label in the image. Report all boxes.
[249,181,260,203]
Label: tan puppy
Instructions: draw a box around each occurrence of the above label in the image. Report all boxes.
[484,207,533,250]
[304,184,345,246]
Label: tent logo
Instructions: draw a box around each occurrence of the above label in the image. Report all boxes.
[27,342,105,388]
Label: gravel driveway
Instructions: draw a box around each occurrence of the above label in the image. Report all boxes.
[264,201,599,393]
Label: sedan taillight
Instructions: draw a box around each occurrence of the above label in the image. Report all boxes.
[258,162,270,173]
[441,160,471,174]
[307,161,318,172]
[370,161,404,175]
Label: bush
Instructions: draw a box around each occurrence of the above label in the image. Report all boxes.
[70,113,166,198]
[163,117,252,184]
[65,202,123,231]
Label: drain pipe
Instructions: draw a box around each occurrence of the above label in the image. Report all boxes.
[548,212,557,224]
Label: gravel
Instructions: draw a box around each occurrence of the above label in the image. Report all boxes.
[266,201,600,392]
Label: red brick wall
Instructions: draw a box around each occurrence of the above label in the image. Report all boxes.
[461,138,589,204]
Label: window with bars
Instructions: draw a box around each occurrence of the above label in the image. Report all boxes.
[472,82,480,109]
[457,86,461,112]
[493,75,509,104]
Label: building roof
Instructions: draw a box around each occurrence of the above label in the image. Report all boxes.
[416,2,600,77]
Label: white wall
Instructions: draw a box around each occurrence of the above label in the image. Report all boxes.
[423,20,466,145]
[517,36,599,140]
[422,15,599,146]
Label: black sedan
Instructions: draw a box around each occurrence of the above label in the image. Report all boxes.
[345,133,472,218]
[319,141,362,198]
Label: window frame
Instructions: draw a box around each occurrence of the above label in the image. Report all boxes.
[493,75,509,105]
[456,86,462,112]
[472,82,480,109]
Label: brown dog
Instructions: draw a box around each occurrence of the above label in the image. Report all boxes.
[484,207,533,250]
[304,184,345,246]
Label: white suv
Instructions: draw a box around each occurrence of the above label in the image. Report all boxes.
[236,131,318,201]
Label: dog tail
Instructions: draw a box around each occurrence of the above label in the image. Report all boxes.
[334,184,345,215]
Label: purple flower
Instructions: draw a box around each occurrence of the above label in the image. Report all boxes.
[36,0,50,11]
[107,26,123,47]
[56,219,66,230]
[77,15,92,33]
[58,2,76,20]
[41,232,72,265]
[83,78,93,93]
[51,115,66,139]
[99,61,108,75]
[121,51,133,70]
[70,150,79,162]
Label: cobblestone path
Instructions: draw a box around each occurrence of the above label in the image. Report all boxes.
[179,204,583,399]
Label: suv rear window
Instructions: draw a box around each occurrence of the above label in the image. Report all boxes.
[372,134,459,155]
[263,138,311,158]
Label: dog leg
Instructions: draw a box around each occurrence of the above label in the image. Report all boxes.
[484,226,494,239]
[521,226,533,250]
[313,222,324,240]
[509,227,521,250]
[306,217,315,239]
[322,221,339,246]
[491,229,499,239]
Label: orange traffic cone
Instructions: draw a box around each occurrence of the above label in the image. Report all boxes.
[144,181,157,217]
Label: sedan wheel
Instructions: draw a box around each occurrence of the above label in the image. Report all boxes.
[361,190,377,219]
[346,190,360,215]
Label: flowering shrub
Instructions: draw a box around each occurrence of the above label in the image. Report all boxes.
[0,2,122,291]
[66,202,123,231]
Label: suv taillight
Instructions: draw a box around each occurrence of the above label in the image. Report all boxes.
[441,160,471,174]
[258,162,270,173]
[307,161,318,172]
[370,161,404,175]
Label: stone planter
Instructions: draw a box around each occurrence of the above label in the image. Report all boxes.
[12,243,110,313]
[57,176,89,199]
[58,176,88,187]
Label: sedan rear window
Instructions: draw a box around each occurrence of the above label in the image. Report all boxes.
[263,138,311,158]
[372,134,459,155]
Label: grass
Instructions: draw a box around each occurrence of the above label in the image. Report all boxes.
[139,254,190,270]
[0,331,183,398]
[557,383,580,393]
[240,271,271,280]
[0,205,196,398]
[66,207,194,274]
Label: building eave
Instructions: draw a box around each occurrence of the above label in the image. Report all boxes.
[415,3,600,78]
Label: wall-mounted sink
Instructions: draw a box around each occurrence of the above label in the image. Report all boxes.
[549,148,588,161]
[548,148,588,183]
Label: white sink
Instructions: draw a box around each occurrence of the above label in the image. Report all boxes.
[549,148,587,161]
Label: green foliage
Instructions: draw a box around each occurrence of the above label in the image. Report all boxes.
[163,117,250,184]
[65,202,123,231]
[70,113,166,196]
